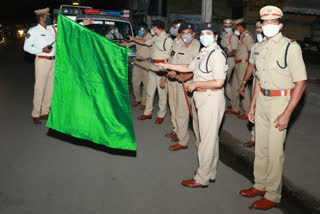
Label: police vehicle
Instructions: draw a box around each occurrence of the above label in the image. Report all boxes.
[53,5,136,82]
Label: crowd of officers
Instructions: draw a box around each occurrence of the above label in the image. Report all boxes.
[24,5,307,211]
[126,5,307,211]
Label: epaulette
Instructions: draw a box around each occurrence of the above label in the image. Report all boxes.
[290,39,296,43]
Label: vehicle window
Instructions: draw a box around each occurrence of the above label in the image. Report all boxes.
[81,21,132,42]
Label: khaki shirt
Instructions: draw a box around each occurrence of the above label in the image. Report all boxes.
[189,43,228,82]
[221,31,238,54]
[145,31,173,60]
[235,30,254,61]
[249,42,262,76]
[127,33,152,69]
[255,33,307,90]
[170,39,200,64]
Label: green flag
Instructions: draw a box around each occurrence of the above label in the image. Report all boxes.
[47,14,136,151]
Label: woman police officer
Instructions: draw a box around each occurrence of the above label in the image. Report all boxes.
[157,23,228,187]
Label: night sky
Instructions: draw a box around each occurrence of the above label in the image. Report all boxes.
[0,0,125,24]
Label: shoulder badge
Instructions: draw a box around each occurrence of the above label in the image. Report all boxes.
[25,33,31,39]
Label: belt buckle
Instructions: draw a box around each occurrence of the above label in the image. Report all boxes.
[265,89,271,96]
[151,59,155,63]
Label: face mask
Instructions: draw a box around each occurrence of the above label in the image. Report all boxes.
[150,28,155,36]
[257,34,263,42]
[200,35,215,47]
[170,27,177,36]
[45,18,52,25]
[138,30,144,37]
[224,28,232,33]
[110,29,115,34]
[262,24,280,38]
[234,30,240,36]
[181,33,193,44]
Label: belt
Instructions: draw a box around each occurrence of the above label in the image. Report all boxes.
[235,59,248,64]
[151,59,169,63]
[260,88,293,96]
[136,57,151,62]
[196,88,222,92]
[38,56,55,60]
[228,56,234,58]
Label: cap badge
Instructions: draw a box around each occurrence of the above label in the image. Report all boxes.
[208,24,211,27]
[267,8,272,13]
[188,25,191,28]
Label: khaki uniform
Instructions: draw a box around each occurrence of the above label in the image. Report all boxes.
[171,39,201,147]
[127,33,152,105]
[221,31,238,100]
[23,24,56,118]
[189,43,228,185]
[253,33,307,202]
[144,31,173,117]
[231,30,254,113]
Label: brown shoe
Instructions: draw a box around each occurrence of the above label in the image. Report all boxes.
[32,117,41,124]
[240,187,266,198]
[181,179,208,188]
[132,101,141,107]
[251,198,280,210]
[238,114,248,119]
[140,104,146,110]
[155,117,164,124]
[194,170,215,183]
[169,143,187,151]
[137,114,152,120]
[171,135,179,142]
[39,114,49,120]
[243,140,255,147]
[224,110,240,115]
[165,131,176,138]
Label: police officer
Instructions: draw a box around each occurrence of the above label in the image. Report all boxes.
[128,20,173,124]
[240,21,264,148]
[157,23,227,187]
[24,8,56,124]
[240,6,307,210]
[120,23,152,110]
[220,19,238,102]
[161,23,201,150]
[225,18,254,119]
[169,19,184,40]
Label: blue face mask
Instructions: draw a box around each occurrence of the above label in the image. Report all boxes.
[45,18,52,25]
[200,35,215,47]
[138,30,145,37]
[170,27,177,36]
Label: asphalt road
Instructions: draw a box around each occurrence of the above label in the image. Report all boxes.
[0,39,284,214]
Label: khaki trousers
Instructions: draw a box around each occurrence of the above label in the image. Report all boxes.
[144,71,167,118]
[231,62,251,113]
[167,79,177,132]
[253,93,290,202]
[193,90,225,185]
[132,64,148,105]
[32,57,55,117]
[225,57,235,100]
[175,81,200,147]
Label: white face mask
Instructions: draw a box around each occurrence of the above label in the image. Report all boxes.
[257,34,263,42]
[224,28,232,33]
[262,24,281,38]
[150,28,155,36]
[234,30,240,36]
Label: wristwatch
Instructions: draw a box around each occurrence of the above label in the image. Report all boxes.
[242,81,246,84]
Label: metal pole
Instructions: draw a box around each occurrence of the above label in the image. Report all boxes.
[201,0,213,22]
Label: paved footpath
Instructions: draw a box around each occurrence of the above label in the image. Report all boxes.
[0,42,286,214]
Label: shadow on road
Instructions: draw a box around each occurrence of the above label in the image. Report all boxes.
[47,129,137,157]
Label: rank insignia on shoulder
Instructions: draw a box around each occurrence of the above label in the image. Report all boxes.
[25,33,31,39]
[171,51,175,57]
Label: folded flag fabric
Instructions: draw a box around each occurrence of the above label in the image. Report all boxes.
[47,14,136,151]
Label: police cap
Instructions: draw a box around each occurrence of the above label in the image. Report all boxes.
[152,20,165,29]
[199,22,218,34]
[178,23,195,33]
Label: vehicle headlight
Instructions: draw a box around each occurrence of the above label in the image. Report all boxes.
[18,30,24,36]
